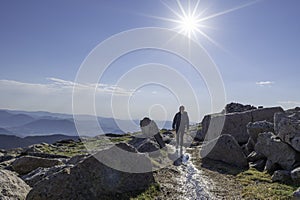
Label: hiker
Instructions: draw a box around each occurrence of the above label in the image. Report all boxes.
[140,117,166,149]
[172,105,189,157]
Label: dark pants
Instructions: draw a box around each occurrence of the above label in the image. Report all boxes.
[176,129,185,156]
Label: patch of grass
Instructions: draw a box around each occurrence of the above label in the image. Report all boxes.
[236,168,298,199]
[130,183,161,200]
[108,136,132,143]
[37,142,87,157]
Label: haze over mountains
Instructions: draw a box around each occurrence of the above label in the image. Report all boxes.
[0,109,172,149]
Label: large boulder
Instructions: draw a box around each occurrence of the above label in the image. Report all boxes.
[275,111,300,152]
[11,156,63,175]
[201,107,283,144]
[26,143,155,200]
[0,169,31,200]
[200,134,248,168]
[255,132,299,171]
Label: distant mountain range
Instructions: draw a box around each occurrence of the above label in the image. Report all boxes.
[0,134,80,149]
[0,109,172,138]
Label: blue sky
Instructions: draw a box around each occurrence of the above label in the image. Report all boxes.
[0,0,299,122]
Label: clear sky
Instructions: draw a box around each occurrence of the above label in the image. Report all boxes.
[0,0,299,122]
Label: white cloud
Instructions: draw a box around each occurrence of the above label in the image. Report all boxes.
[256,81,275,86]
[0,78,133,115]
[46,77,133,96]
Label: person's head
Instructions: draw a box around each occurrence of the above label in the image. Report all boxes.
[179,105,185,113]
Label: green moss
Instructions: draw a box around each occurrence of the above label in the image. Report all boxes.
[37,142,87,157]
[108,136,132,143]
[130,183,161,200]
[236,168,298,199]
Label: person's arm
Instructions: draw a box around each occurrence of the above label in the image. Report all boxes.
[186,113,190,131]
[172,113,177,130]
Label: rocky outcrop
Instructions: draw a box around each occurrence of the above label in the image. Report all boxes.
[0,153,14,163]
[255,132,299,171]
[201,134,248,168]
[271,170,291,183]
[128,136,160,155]
[245,120,274,154]
[26,143,155,200]
[11,156,63,175]
[247,121,274,143]
[224,102,257,114]
[0,169,31,200]
[21,165,69,187]
[274,111,300,152]
[201,107,283,144]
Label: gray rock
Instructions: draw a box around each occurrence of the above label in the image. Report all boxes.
[224,102,257,114]
[201,107,283,144]
[0,154,14,163]
[0,169,31,200]
[11,156,63,175]
[26,152,70,159]
[129,136,160,154]
[255,132,298,171]
[138,140,159,153]
[67,154,89,165]
[201,134,248,168]
[291,167,300,184]
[21,145,43,154]
[275,111,300,152]
[194,129,205,141]
[247,151,265,163]
[244,138,255,156]
[247,120,274,143]
[272,170,291,183]
[162,135,172,144]
[249,159,266,172]
[245,121,274,154]
[26,143,155,200]
[293,187,300,199]
[21,165,69,187]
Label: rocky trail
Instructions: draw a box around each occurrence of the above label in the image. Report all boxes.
[175,150,214,200]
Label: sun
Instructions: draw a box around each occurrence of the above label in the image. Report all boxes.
[178,14,199,38]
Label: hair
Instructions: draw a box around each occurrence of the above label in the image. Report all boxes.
[179,105,185,111]
[140,117,151,127]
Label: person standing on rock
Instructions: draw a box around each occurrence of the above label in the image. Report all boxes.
[172,105,189,157]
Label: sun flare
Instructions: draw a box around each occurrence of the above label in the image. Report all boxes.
[152,0,259,44]
[178,14,199,38]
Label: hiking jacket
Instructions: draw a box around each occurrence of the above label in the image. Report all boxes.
[172,111,189,132]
